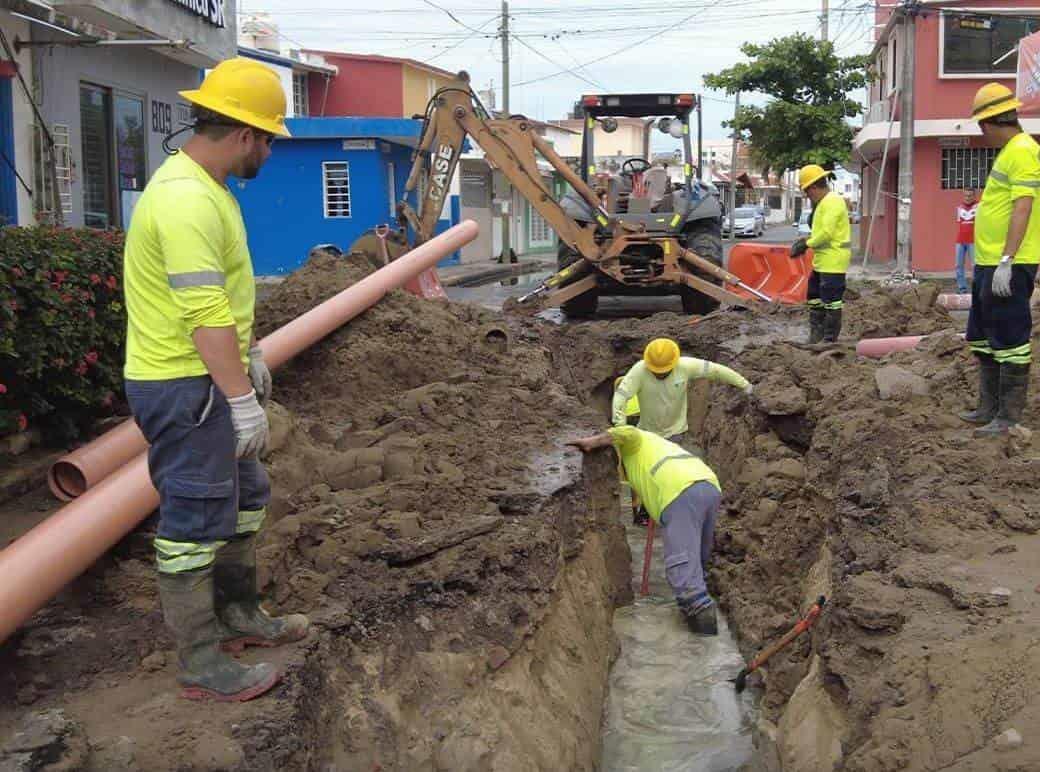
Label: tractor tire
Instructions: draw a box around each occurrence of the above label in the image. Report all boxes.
[557,242,599,318]
[680,222,724,316]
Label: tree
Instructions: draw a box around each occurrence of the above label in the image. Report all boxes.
[704,34,868,176]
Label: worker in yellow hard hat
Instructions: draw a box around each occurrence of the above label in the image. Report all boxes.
[612,338,751,525]
[122,58,307,702]
[613,376,640,424]
[790,163,852,343]
[567,426,723,636]
[961,83,1040,436]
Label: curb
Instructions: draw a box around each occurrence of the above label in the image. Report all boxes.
[441,260,554,288]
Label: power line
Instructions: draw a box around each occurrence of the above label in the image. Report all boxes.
[510,33,605,89]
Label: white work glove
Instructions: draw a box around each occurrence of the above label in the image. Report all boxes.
[992,257,1014,298]
[227,389,269,458]
[248,345,272,406]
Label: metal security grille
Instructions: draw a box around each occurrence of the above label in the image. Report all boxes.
[322,161,351,218]
[529,204,553,245]
[941,147,996,189]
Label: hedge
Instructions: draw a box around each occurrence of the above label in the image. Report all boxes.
[0,226,126,443]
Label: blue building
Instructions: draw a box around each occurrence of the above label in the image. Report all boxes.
[231,116,462,276]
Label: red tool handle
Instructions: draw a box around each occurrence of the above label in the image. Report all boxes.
[746,597,825,674]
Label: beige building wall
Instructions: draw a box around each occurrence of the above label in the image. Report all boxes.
[548,118,647,159]
[402,65,455,118]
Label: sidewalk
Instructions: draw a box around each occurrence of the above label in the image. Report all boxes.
[438,256,556,287]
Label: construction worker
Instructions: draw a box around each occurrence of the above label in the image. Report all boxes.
[613,376,640,425]
[790,164,852,343]
[960,83,1040,436]
[567,426,722,635]
[123,58,308,702]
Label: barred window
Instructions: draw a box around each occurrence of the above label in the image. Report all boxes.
[293,73,309,117]
[941,148,996,190]
[529,204,553,245]
[322,161,351,218]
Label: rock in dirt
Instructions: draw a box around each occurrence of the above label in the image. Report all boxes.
[993,728,1023,752]
[875,365,930,400]
[0,709,89,771]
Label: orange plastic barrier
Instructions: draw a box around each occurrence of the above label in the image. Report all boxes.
[725,243,814,305]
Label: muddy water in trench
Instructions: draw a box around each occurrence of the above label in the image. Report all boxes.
[600,494,757,771]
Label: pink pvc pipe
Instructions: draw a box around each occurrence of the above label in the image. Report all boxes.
[936,293,971,310]
[48,220,478,501]
[1,222,478,644]
[855,336,925,357]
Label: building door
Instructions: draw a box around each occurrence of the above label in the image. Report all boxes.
[0,77,16,225]
[114,93,146,228]
[80,83,115,229]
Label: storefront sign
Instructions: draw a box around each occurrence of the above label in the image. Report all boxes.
[1017,30,1040,114]
[165,0,226,28]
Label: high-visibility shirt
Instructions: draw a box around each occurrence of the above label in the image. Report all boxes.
[975,132,1040,266]
[124,152,255,380]
[609,426,720,522]
[806,191,852,274]
[611,357,749,438]
[624,393,640,417]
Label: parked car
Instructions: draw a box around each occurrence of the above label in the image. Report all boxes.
[797,209,812,236]
[723,206,765,238]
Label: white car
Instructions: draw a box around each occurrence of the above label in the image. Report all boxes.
[723,206,765,238]
[797,209,812,236]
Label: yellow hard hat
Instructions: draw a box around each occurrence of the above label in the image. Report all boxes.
[971,82,1022,123]
[644,338,680,374]
[179,58,291,137]
[799,164,830,191]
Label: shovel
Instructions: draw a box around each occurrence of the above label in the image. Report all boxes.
[731,596,826,693]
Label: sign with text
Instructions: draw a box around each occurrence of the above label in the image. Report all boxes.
[1017,30,1040,113]
[165,0,226,28]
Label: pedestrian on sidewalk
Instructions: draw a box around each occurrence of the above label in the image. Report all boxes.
[123,58,308,702]
[567,427,723,635]
[960,83,1040,436]
[955,189,978,294]
[790,164,852,343]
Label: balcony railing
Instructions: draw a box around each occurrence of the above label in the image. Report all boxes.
[864,99,891,125]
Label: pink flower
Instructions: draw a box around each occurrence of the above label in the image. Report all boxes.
[60,294,72,304]
[106,276,118,290]
[17,414,27,432]
[74,361,88,376]
[0,383,6,394]
[89,274,101,285]
[85,351,99,365]
[11,267,23,278]
[87,308,95,319]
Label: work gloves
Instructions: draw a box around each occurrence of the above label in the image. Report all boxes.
[228,389,269,458]
[790,238,808,259]
[992,257,1013,298]
[248,345,272,406]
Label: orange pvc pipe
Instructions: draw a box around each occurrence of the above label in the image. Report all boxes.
[855,335,925,357]
[48,221,478,501]
[1,222,478,644]
[936,293,971,310]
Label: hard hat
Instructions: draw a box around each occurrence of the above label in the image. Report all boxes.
[799,164,830,191]
[644,338,680,374]
[179,58,290,137]
[971,82,1022,123]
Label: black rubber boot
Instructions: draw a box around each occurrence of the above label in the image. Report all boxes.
[159,567,281,701]
[822,308,843,343]
[683,602,718,636]
[975,363,1030,437]
[632,506,650,527]
[959,355,999,425]
[214,533,310,653]
[808,307,825,344]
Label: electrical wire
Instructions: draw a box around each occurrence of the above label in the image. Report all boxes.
[510,33,605,89]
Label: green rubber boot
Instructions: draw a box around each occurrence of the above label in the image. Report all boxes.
[214,533,310,653]
[159,567,281,702]
[959,354,999,425]
[808,307,825,344]
[975,363,1030,437]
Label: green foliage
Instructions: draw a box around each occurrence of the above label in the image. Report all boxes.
[0,226,126,443]
[704,33,869,175]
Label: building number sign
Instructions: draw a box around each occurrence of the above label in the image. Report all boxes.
[152,100,174,134]
[165,0,226,28]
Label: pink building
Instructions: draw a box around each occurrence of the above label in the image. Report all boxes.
[855,1,1040,271]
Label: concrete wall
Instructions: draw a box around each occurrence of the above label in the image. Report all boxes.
[401,65,453,119]
[307,55,402,117]
[0,12,35,225]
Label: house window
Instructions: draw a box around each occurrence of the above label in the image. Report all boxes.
[293,73,309,117]
[941,147,997,189]
[528,202,553,246]
[943,12,1040,75]
[322,161,351,218]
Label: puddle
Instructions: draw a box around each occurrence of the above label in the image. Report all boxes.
[718,320,806,355]
[601,497,757,771]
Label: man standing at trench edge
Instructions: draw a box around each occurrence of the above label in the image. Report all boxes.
[567,427,723,636]
[123,58,308,701]
[960,83,1040,436]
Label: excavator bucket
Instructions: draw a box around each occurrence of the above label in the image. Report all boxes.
[349,227,448,300]
[725,243,814,304]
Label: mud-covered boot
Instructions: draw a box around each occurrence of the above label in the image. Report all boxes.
[159,567,281,702]
[959,355,999,425]
[808,307,825,344]
[632,505,650,527]
[215,533,310,653]
[975,363,1030,437]
[682,599,718,636]
[822,308,843,343]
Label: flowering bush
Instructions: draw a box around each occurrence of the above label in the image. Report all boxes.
[0,226,126,443]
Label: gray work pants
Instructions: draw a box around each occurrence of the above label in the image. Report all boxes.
[659,481,721,609]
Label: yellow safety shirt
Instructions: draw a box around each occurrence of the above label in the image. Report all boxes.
[609,426,720,522]
[975,132,1040,266]
[124,152,255,380]
[611,357,749,438]
[806,191,852,274]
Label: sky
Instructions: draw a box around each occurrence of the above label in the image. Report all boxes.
[237,0,876,142]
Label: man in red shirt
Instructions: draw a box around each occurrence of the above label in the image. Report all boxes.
[955,189,977,294]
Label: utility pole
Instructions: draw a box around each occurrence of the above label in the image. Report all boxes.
[895,2,916,275]
[728,91,740,243]
[821,0,829,42]
[498,0,516,263]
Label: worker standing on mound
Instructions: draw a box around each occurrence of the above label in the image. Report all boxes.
[960,83,1040,436]
[790,164,852,344]
[567,427,723,635]
[123,58,308,702]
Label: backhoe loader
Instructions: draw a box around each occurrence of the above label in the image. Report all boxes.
[367,72,767,317]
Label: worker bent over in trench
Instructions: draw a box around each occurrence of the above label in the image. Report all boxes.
[567,427,722,636]
[123,58,308,702]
